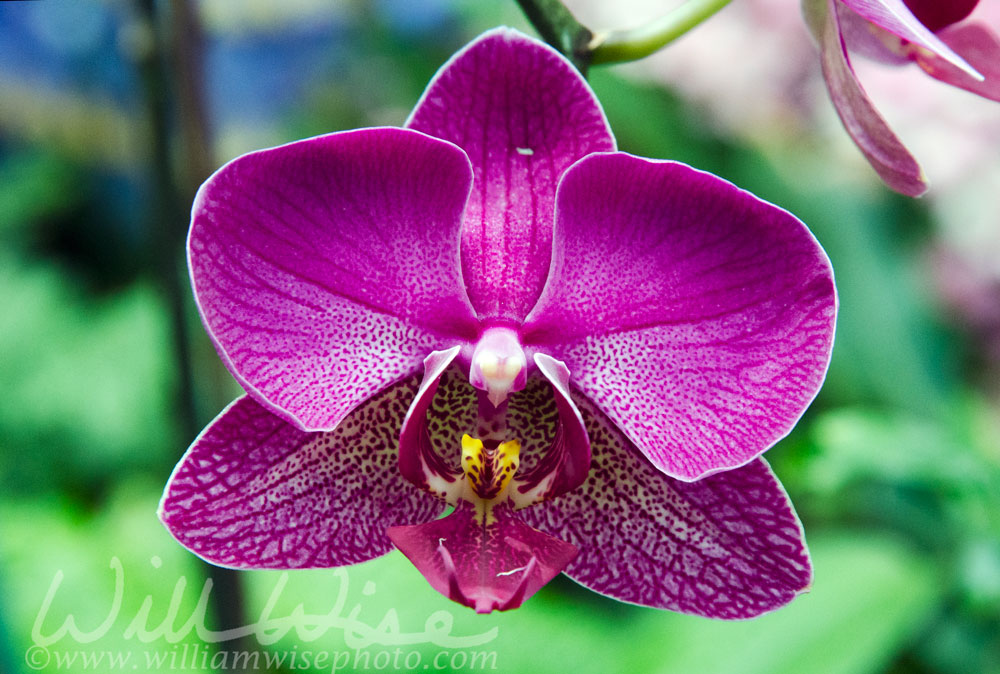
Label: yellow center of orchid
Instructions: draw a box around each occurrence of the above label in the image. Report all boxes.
[460,434,520,524]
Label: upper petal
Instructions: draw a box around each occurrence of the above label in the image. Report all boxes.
[838,0,980,77]
[523,153,836,481]
[159,383,442,569]
[914,23,1000,101]
[407,28,615,322]
[807,0,928,196]
[520,394,812,619]
[189,127,479,431]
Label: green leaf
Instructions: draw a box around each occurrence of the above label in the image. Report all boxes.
[643,533,942,674]
[0,256,176,495]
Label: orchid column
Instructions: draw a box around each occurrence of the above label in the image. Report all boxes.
[160,29,837,617]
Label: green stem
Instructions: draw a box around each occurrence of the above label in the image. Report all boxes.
[590,0,734,65]
[514,0,593,73]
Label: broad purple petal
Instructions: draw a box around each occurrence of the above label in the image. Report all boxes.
[520,396,812,619]
[388,501,578,613]
[812,0,929,196]
[159,384,441,569]
[523,153,836,481]
[507,354,591,506]
[406,28,615,322]
[189,127,478,431]
[915,23,1000,101]
[838,0,980,77]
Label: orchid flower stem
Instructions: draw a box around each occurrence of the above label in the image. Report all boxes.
[514,0,594,73]
[590,0,734,65]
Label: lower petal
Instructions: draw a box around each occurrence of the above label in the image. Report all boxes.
[160,382,441,569]
[520,395,812,619]
[387,501,578,613]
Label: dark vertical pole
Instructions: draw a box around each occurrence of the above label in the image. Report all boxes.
[132,1,250,669]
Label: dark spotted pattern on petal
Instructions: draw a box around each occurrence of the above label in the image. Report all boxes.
[520,395,812,619]
[160,380,440,569]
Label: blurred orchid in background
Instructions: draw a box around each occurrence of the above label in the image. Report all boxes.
[804,0,1000,195]
[160,29,836,615]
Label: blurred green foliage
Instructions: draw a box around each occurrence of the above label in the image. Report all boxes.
[1,3,999,674]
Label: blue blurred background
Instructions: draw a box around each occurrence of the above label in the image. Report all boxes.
[2,1,1000,673]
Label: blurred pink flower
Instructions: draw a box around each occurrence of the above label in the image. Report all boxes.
[805,0,1000,195]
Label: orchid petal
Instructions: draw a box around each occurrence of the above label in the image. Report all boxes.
[524,153,836,481]
[407,28,615,322]
[914,23,1000,101]
[189,127,478,431]
[398,347,469,499]
[507,354,591,507]
[838,0,980,78]
[836,2,912,64]
[809,0,928,196]
[387,501,578,613]
[159,386,441,569]
[520,396,811,618]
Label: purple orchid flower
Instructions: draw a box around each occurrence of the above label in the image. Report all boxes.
[804,0,1000,196]
[159,28,837,617]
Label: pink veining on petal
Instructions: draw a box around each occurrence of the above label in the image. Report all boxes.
[914,23,1000,101]
[189,127,478,432]
[524,152,837,481]
[388,501,578,613]
[811,0,929,196]
[159,386,441,569]
[519,394,812,619]
[406,28,615,322]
